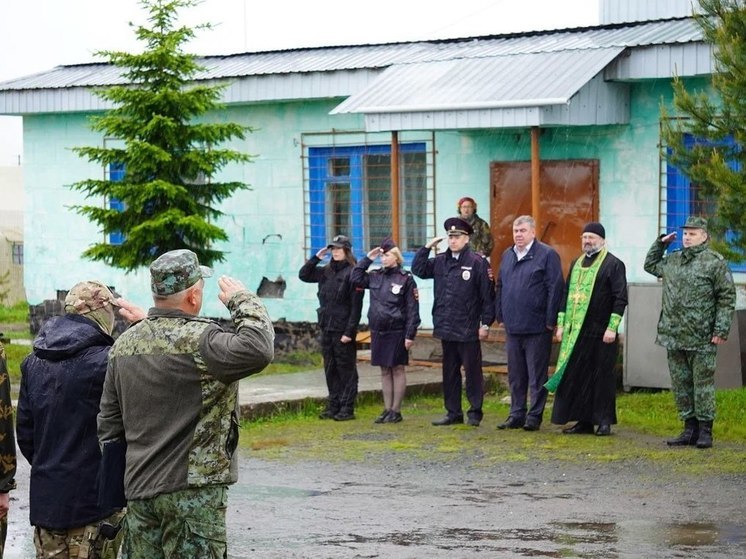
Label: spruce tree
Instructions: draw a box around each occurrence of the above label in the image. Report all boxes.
[662,0,746,261]
[70,0,252,271]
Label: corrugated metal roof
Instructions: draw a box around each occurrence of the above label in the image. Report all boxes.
[0,17,702,92]
[332,47,626,114]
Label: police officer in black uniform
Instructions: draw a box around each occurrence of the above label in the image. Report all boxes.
[412,218,495,426]
[351,237,421,423]
[299,235,364,420]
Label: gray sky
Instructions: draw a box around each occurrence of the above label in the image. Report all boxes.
[0,0,599,165]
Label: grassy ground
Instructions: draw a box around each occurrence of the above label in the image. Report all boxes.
[241,387,746,476]
[0,302,28,324]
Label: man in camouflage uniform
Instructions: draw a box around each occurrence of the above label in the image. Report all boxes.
[644,216,736,449]
[17,281,132,559]
[98,249,275,558]
[0,336,16,557]
[457,197,494,258]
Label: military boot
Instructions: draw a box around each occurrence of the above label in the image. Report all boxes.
[666,418,699,446]
[696,420,713,449]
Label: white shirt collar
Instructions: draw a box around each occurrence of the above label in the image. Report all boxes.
[513,240,534,260]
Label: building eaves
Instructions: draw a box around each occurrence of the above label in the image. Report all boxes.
[331,47,626,115]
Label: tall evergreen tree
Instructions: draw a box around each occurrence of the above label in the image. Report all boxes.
[661,0,746,261]
[70,0,252,271]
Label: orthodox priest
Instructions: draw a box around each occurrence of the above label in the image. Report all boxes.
[545,222,628,436]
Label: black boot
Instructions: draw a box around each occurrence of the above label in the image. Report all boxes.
[666,418,699,446]
[696,420,713,449]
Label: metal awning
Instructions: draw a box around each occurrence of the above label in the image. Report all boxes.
[331,46,627,129]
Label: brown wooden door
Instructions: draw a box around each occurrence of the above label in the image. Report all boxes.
[489,160,599,277]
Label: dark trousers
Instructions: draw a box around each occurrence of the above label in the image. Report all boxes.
[505,331,552,423]
[321,331,358,413]
[441,340,484,421]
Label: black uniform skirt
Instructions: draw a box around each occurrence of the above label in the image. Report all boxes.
[370,329,409,367]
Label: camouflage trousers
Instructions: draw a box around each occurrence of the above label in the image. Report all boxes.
[122,485,228,559]
[33,510,126,559]
[666,348,716,421]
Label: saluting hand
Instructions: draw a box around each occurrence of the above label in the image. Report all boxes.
[426,236,445,249]
[315,247,329,259]
[116,298,147,322]
[218,276,248,305]
[367,247,383,259]
[661,232,677,244]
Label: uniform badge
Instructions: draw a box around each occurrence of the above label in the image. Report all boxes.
[462,270,471,281]
[391,284,402,295]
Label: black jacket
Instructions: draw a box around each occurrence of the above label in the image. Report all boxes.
[299,256,364,337]
[495,241,564,335]
[351,258,421,339]
[412,245,495,341]
[17,313,118,530]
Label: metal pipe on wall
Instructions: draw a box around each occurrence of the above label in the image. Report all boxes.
[391,131,400,245]
[531,126,541,230]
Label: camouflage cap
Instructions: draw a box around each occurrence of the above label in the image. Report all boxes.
[150,249,213,296]
[682,216,708,231]
[64,280,120,314]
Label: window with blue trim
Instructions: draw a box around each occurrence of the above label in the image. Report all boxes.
[308,142,429,261]
[665,133,744,271]
[108,162,126,245]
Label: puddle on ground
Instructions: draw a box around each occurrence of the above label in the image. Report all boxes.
[250,520,745,558]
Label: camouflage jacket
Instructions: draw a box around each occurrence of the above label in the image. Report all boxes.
[465,214,494,258]
[0,342,16,494]
[644,238,736,350]
[98,290,274,500]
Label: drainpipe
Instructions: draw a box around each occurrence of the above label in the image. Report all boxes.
[531,126,541,230]
[391,131,400,245]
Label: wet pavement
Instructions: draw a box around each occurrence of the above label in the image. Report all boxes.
[238,355,446,419]
[221,458,746,558]
[5,359,746,558]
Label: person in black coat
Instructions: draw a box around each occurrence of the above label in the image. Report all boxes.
[495,215,564,431]
[351,237,421,424]
[412,218,495,427]
[299,235,364,421]
[16,280,142,559]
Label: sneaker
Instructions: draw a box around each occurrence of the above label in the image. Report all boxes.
[374,409,391,424]
[333,411,355,421]
[383,411,403,423]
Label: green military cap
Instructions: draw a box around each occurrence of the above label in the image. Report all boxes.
[682,216,708,231]
[64,280,120,315]
[150,249,213,296]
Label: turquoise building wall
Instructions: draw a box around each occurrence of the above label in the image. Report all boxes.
[23,77,738,327]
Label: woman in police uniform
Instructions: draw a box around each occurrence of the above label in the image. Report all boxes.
[351,238,421,423]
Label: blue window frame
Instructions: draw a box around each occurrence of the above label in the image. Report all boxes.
[308,143,428,262]
[109,162,125,245]
[666,133,744,271]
